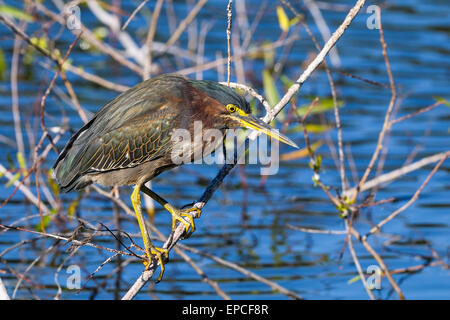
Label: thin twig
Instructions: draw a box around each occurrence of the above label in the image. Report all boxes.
[266,0,366,121]
[173,247,231,300]
[344,151,450,198]
[35,2,144,75]
[0,224,133,257]
[351,227,405,300]
[122,0,150,31]
[220,82,271,112]
[365,154,447,237]
[390,100,444,125]
[143,0,164,80]
[280,0,347,190]
[226,0,233,86]
[178,244,303,300]
[10,23,26,162]
[287,224,346,235]
[345,220,375,300]
[303,0,341,67]
[0,12,127,93]
[352,9,396,202]
[159,0,208,55]
[177,34,298,75]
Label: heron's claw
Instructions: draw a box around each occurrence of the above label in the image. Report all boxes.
[142,246,169,282]
[170,207,201,239]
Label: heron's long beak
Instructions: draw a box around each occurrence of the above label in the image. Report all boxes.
[231,113,299,149]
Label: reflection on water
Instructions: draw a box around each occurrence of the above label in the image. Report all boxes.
[0,0,448,299]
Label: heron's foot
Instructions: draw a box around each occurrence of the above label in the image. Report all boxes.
[142,246,169,282]
[168,206,201,239]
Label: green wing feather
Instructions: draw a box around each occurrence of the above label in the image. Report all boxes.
[53,74,188,190]
[79,113,175,173]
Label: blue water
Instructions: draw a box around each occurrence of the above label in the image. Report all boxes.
[0,0,448,299]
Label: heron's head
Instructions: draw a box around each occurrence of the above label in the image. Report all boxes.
[192,80,298,148]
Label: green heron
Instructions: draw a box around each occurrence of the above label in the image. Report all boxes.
[53,73,297,280]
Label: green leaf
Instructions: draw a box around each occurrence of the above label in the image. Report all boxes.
[47,169,59,197]
[0,48,6,80]
[288,123,333,134]
[309,154,322,172]
[67,199,80,221]
[0,5,33,21]
[6,153,15,169]
[347,275,361,284]
[24,46,36,66]
[280,74,295,88]
[289,16,301,27]
[297,98,344,117]
[276,6,290,32]
[433,96,450,107]
[35,215,51,232]
[262,42,275,67]
[93,26,108,40]
[5,172,21,187]
[17,152,26,171]
[62,58,72,72]
[263,69,280,108]
[305,124,332,133]
[30,37,49,53]
[280,141,323,161]
[336,203,347,212]
[247,43,266,60]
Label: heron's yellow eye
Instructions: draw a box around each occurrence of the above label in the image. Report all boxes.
[226,104,237,113]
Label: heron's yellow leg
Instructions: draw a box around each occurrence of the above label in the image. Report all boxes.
[140,185,201,238]
[131,184,168,281]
